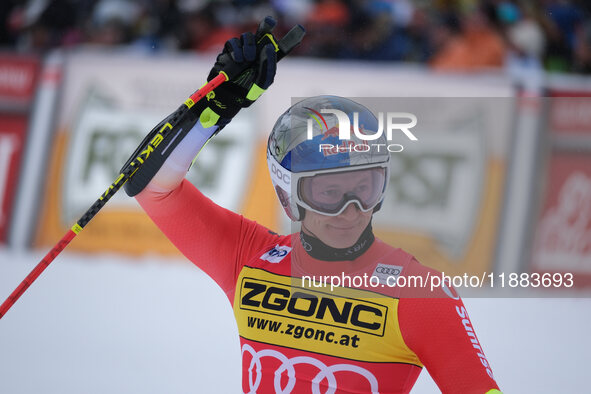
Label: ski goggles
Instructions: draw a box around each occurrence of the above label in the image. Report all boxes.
[296,164,388,216]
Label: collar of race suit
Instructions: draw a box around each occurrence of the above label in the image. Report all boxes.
[298,223,375,262]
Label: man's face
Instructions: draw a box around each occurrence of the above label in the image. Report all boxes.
[301,171,375,248]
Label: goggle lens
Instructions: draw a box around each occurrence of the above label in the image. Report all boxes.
[299,168,386,215]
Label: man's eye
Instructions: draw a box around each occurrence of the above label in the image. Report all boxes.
[355,184,369,193]
[320,189,340,198]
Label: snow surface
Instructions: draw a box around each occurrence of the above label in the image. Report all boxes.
[0,248,589,393]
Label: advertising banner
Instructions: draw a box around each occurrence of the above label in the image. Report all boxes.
[0,116,27,242]
[0,54,39,244]
[366,97,514,277]
[34,50,514,271]
[0,54,39,108]
[34,52,259,255]
[530,87,591,288]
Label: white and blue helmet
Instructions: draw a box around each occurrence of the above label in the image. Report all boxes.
[267,96,390,221]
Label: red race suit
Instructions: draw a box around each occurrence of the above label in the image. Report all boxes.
[137,180,501,394]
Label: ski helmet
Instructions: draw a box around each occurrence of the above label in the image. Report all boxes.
[267,96,390,221]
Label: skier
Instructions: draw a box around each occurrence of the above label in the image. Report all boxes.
[128,22,502,394]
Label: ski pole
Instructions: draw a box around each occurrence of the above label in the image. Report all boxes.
[0,20,305,320]
[0,74,226,320]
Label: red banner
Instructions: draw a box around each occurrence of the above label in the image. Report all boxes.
[0,55,39,104]
[0,54,40,243]
[531,154,591,283]
[0,116,27,242]
[549,91,591,135]
[530,89,591,287]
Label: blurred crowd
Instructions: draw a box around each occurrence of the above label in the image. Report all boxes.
[1,0,591,74]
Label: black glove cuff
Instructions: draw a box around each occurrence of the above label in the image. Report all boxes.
[203,83,247,119]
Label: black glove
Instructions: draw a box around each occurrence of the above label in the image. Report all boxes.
[195,18,279,130]
[121,18,304,197]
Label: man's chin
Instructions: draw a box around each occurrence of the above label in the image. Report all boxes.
[324,232,362,249]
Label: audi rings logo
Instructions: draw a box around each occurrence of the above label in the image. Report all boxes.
[372,263,403,285]
[374,266,401,276]
[242,344,379,394]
